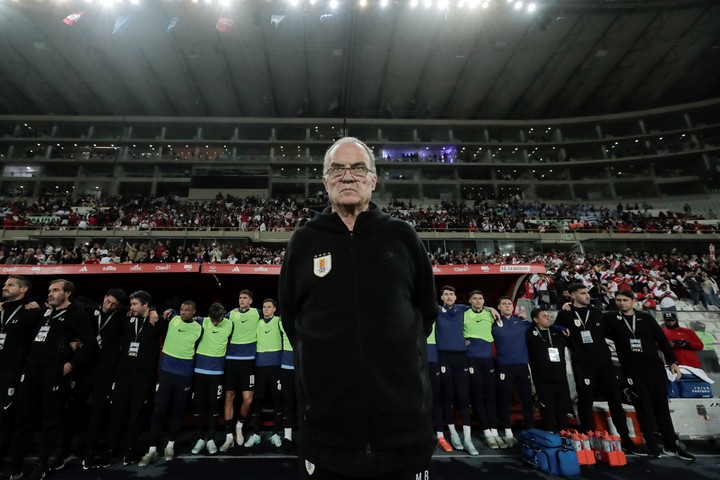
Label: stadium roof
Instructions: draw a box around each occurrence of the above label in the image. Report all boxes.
[1,0,719,120]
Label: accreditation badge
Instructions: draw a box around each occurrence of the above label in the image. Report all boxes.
[313,253,332,278]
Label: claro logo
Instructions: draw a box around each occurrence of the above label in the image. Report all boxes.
[154,265,172,271]
[453,266,470,272]
[2,267,19,273]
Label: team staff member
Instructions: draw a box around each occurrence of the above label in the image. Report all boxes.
[661,312,704,369]
[220,289,261,452]
[106,291,163,466]
[427,322,453,452]
[279,137,438,479]
[492,296,534,446]
[246,299,283,449]
[0,276,42,469]
[79,288,129,470]
[435,286,476,455]
[191,303,233,456]
[604,290,694,460]
[555,284,633,450]
[463,290,504,449]
[139,300,203,466]
[279,312,296,451]
[9,279,95,480]
[526,308,572,431]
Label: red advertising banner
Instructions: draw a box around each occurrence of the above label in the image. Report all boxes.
[0,263,543,276]
[201,264,281,275]
[0,263,200,275]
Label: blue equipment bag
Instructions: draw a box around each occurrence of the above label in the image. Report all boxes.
[519,428,581,477]
[667,373,713,399]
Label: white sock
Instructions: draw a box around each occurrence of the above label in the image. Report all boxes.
[436,432,445,439]
[236,420,244,428]
[166,441,175,449]
[226,432,233,440]
[483,429,493,438]
[504,428,514,438]
[448,424,458,435]
[463,425,472,439]
[490,428,499,436]
[284,428,292,440]
[148,446,157,454]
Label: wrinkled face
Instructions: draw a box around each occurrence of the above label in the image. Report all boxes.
[2,278,27,301]
[262,301,276,318]
[238,293,252,310]
[441,289,456,307]
[498,299,514,316]
[47,282,69,307]
[180,303,196,321]
[322,143,377,211]
[102,295,121,313]
[469,294,484,310]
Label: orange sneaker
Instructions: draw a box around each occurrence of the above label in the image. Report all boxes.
[437,437,453,452]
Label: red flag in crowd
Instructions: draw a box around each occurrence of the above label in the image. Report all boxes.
[216,15,234,33]
[62,12,85,26]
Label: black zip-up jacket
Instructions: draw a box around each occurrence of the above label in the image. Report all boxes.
[526,326,569,383]
[115,314,167,375]
[603,309,677,369]
[84,304,128,375]
[278,203,437,473]
[0,298,43,379]
[555,305,613,366]
[26,302,95,371]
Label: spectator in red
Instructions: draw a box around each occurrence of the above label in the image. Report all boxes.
[661,312,704,369]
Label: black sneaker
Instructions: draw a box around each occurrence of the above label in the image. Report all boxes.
[8,472,24,480]
[626,443,652,456]
[25,465,46,480]
[280,438,297,455]
[663,445,695,461]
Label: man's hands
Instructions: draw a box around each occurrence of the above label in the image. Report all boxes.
[669,363,682,380]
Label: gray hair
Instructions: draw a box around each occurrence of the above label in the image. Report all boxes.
[323,137,377,175]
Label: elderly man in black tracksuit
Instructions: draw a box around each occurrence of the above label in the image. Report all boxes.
[279,137,438,480]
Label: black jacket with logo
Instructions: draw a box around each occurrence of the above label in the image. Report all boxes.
[278,203,437,474]
[555,305,612,366]
[0,298,43,379]
[26,302,95,371]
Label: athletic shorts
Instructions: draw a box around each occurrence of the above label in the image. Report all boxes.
[224,359,255,392]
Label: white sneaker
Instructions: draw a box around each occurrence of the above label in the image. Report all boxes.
[206,439,218,455]
[450,431,464,450]
[269,434,283,448]
[244,433,261,448]
[138,451,159,467]
[235,425,244,446]
[191,439,206,455]
[495,435,508,449]
[219,436,234,452]
[464,437,479,456]
[163,446,174,462]
[503,435,518,448]
[485,434,500,450]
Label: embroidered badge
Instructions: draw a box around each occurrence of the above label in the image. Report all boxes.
[305,460,316,475]
[313,253,332,278]
[500,373,505,381]
[584,378,590,385]
[533,330,539,336]
[627,378,634,386]
[574,319,582,327]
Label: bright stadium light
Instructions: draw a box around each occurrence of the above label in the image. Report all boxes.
[482,1,490,8]
[359,0,367,6]
[514,1,523,10]
[457,0,464,7]
[424,0,432,8]
[330,0,338,8]
[527,2,536,12]
[380,0,389,6]
[289,0,300,5]
[410,0,418,7]
[438,0,448,9]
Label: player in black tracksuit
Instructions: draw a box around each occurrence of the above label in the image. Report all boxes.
[526,308,572,431]
[604,290,694,460]
[9,279,95,479]
[79,289,128,469]
[0,275,42,468]
[106,290,164,465]
[554,284,633,449]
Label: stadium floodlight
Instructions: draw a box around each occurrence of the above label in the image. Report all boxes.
[380,0,389,6]
[514,1,523,10]
[359,0,367,7]
[220,0,231,7]
[410,0,418,7]
[424,0,432,8]
[100,0,116,7]
[330,0,338,8]
[482,1,489,8]
[527,2,536,12]
[289,0,300,5]
[438,0,448,9]
[130,0,140,5]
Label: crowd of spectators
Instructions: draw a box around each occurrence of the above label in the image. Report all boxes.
[1,195,718,234]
